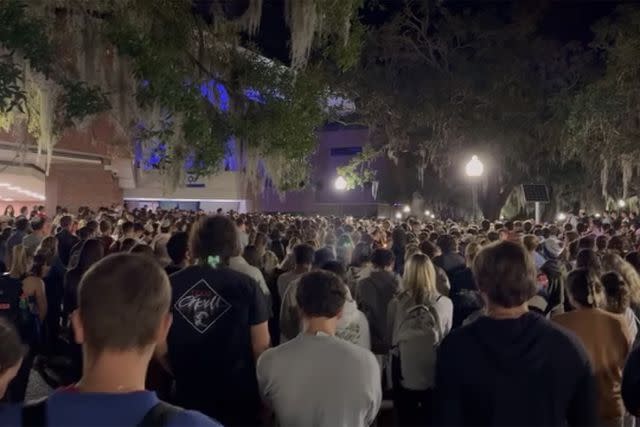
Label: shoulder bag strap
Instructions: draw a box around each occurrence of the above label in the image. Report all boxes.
[137,401,182,427]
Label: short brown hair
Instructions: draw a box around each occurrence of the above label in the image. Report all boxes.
[189,215,239,263]
[473,241,536,308]
[78,253,170,351]
[296,271,346,318]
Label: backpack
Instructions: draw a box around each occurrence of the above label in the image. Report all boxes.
[391,295,443,391]
[22,398,182,427]
[0,274,23,326]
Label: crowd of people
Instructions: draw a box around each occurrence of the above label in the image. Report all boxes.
[1,204,640,425]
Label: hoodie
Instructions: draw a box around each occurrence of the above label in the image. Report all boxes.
[434,312,597,427]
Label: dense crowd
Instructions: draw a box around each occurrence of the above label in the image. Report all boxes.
[1,204,640,426]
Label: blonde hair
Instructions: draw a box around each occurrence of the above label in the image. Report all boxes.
[601,253,640,307]
[404,244,421,260]
[262,250,279,276]
[10,245,29,279]
[403,253,437,304]
[465,242,481,266]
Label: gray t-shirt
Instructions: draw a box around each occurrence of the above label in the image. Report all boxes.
[257,333,382,427]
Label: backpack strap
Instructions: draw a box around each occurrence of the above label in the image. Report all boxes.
[137,401,182,427]
[22,398,47,427]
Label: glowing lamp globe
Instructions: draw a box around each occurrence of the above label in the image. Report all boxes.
[403,205,411,213]
[395,212,402,220]
[334,176,348,191]
[425,210,430,216]
[465,155,484,177]
[595,213,601,218]
[557,212,567,222]
[618,199,626,208]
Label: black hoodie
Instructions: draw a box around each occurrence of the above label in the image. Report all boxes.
[434,312,597,426]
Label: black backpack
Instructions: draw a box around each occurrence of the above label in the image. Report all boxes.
[22,399,183,427]
[0,274,23,326]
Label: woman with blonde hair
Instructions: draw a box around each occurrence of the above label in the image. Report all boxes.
[602,253,640,316]
[2,244,47,402]
[387,252,453,426]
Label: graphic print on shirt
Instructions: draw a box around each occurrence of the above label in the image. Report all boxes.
[174,279,232,333]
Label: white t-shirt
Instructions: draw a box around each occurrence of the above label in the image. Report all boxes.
[257,333,381,427]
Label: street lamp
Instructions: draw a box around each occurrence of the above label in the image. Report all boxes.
[618,199,626,208]
[465,155,484,222]
[403,205,411,214]
[594,213,601,218]
[424,210,430,216]
[334,176,348,191]
[395,212,402,220]
[557,212,567,222]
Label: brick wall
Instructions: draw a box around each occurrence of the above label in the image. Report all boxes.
[46,163,123,213]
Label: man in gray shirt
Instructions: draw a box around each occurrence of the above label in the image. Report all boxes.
[257,271,381,427]
[22,217,46,257]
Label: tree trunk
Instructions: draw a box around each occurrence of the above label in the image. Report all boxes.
[480,173,514,220]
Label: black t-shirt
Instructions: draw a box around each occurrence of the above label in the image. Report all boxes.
[168,265,269,426]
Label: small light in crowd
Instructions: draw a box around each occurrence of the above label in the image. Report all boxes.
[395,212,402,220]
[557,212,567,222]
[595,213,601,218]
[334,176,348,191]
[430,214,435,219]
[618,199,626,208]
[500,215,505,220]
[403,205,411,213]
[425,210,431,216]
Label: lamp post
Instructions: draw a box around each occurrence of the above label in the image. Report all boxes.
[465,155,484,222]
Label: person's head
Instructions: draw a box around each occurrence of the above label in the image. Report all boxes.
[293,244,315,268]
[313,247,336,268]
[487,230,499,242]
[576,249,602,275]
[30,217,45,234]
[10,245,29,278]
[601,253,640,307]
[243,245,261,268]
[31,249,53,278]
[99,220,112,236]
[72,254,172,363]
[371,248,395,271]
[351,242,372,267]
[321,260,347,280]
[626,252,640,274]
[166,231,189,266]
[391,227,407,251]
[0,319,25,399]
[77,226,92,242]
[419,240,440,259]
[404,243,421,261]
[437,234,457,254]
[465,241,481,267]
[120,237,137,253]
[121,221,134,237]
[254,232,268,251]
[3,205,14,217]
[189,215,239,265]
[262,250,279,275]
[296,271,346,328]
[403,253,437,304]
[566,268,604,309]
[522,235,539,253]
[473,241,536,309]
[602,272,630,314]
[75,239,105,272]
[37,236,57,259]
[60,215,73,230]
[596,235,608,252]
[608,235,625,256]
